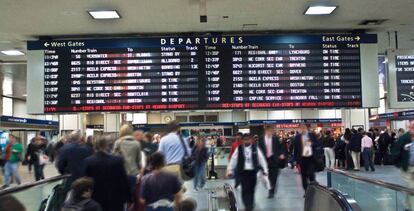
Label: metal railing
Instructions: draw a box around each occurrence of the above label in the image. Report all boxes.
[305,183,361,211]
[327,168,414,211]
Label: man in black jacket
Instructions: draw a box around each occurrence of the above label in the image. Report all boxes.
[83,135,130,211]
[349,128,363,171]
[293,125,320,191]
[57,130,93,189]
[258,125,285,198]
[227,134,268,211]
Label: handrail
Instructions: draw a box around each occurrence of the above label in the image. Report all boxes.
[0,174,70,196]
[305,183,361,211]
[327,168,414,195]
[223,183,237,211]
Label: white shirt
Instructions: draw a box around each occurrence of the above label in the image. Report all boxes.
[265,136,273,157]
[302,133,313,157]
[227,145,268,175]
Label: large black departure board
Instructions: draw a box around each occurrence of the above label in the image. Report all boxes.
[27,34,377,113]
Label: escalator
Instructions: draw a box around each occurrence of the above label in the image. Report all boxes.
[305,183,361,211]
[0,174,70,211]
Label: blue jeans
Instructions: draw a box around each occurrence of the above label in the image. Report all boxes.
[193,162,206,189]
[4,161,21,186]
[362,148,375,171]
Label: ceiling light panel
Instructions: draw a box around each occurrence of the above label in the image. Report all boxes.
[88,10,121,19]
[304,5,337,15]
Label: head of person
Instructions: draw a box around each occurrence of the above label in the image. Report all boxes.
[8,134,16,145]
[243,133,253,146]
[253,135,259,143]
[235,132,243,141]
[264,125,273,137]
[86,135,94,145]
[196,136,205,148]
[143,132,153,143]
[362,131,367,136]
[119,124,134,138]
[165,120,180,134]
[67,130,82,144]
[71,177,95,199]
[153,134,161,143]
[149,152,166,170]
[95,135,114,153]
[399,128,405,134]
[177,198,197,211]
[409,120,414,135]
[34,136,43,145]
[374,128,380,134]
[325,130,331,137]
[357,128,364,134]
[299,124,309,134]
[133,130,144,142]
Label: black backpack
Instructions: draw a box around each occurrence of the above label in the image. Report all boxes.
[61,199,91,211]
[179,136,196,180]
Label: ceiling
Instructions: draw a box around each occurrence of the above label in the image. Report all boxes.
[0,0,413,98]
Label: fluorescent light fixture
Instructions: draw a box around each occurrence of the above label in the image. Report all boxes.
[1,50,25,56]
[304,5,337,15]
[22,94,27,97]
[88,10,120,19]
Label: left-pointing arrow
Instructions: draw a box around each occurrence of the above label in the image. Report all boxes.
[44,42,50,47]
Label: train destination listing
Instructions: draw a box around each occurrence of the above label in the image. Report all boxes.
[26,34,377,112]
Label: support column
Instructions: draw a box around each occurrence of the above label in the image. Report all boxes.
[341,109,369,130]
[59,113,86,134]
[104,113,121,133]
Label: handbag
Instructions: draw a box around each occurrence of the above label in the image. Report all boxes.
[179,136,195,180]
[39,152,49,165]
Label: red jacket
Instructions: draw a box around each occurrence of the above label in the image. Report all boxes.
[228,140,243,160]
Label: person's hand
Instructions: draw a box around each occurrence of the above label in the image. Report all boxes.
[226,172,233,178]
[279,154,285,160]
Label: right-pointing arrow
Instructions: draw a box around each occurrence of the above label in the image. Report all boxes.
[355,36,360,41]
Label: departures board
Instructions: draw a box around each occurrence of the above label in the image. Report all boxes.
[27,34,378,113]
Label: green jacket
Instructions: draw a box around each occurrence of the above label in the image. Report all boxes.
[390,132,411,171]
[7,143,23,163]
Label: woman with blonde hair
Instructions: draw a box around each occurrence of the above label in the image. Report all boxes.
[192,136,209,191]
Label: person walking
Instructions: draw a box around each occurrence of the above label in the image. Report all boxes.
[2,134,23,188]
[361,131,375,172]
[227,132,243,188]
[342,128,353,170]
[391,120,414,210]
[57,130,94,189]
[62,177,102,211]
[140,152,183,211]
[322,130,336,169]
[349,128,363,171]
[30,136,48,181]
[258,125,285,198]
[83,135,131,211]
[24,138,35,173]
[192,136,209,191]
[113,124,142,176]
[158,121,191,180]
[334,134,346,169]
[141,132,158,157]
[293,125,320,191]
[227,133,268,211]
[377,129,392,165]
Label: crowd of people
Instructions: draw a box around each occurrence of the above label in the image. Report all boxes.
[1,120,414,211]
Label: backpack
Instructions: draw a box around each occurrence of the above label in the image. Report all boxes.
[61,199,91,211]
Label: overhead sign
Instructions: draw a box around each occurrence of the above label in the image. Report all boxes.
[387,49,414,108]
[27,34,377,113]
